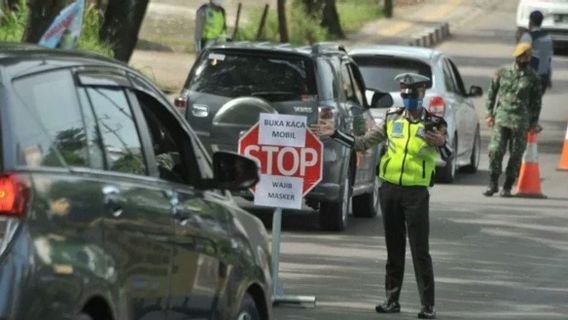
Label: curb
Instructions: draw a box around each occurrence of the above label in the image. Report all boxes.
[407,22,450,47]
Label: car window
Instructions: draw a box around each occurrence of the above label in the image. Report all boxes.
[353,56,432,92]
[316,58,340,100]
[448,59,467,96]
[135,91,213,185]
[348,63,365,106]
[340,63,357,103]
[188,51,317,101]
[442,59,458,93]
[12,70,90,168]
[85,87,147,175]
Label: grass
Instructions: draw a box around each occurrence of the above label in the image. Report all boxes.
[235,0,383,44]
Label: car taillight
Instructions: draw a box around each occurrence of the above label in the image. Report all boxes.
[0,175,29,217]
[428,96,446,117]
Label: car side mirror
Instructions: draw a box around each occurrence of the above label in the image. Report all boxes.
[468,85,483,97]
[211,151,259,190]
[370,90,394,109]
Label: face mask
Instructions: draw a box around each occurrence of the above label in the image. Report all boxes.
[403,98,423,111]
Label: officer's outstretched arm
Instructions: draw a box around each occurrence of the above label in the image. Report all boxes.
[331,125,387,152]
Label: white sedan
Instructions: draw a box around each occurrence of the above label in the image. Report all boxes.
[350,45,483,183]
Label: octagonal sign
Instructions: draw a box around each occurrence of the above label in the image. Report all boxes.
[238,113,323,209]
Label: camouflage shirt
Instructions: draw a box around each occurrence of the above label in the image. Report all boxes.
[486,63,542,130]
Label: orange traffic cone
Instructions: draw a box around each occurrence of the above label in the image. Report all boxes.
[558,123,568,171]
[515,131,547,198]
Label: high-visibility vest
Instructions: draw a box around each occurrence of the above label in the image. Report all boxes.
[379,111,440,187]
[202,6,225,40]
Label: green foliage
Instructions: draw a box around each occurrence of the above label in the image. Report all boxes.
[0,1,113,57]
[77,4,113,57]
[235,0,381,44]
[337,0,384,33]
[0,0,27,41]
[236,2,327,45]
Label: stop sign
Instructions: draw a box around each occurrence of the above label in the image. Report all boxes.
[238,123,323,196]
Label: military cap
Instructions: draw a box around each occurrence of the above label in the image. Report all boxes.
[513,42,532,57]
[394,73,430,86]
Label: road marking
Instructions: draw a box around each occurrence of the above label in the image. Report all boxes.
[377,0,464,37]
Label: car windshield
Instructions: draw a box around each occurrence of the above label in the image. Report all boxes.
[187,50,317,101]
[353,56,432,92]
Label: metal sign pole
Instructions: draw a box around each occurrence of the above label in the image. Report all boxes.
[271,207,316,306]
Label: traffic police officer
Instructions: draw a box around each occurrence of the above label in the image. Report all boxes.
[194,0,227,52]
[314,73,447,319]
[484,42,542,197]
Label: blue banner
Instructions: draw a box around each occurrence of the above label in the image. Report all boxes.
[38,0,85,49]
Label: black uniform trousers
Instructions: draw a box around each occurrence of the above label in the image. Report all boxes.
[379,181,435,307]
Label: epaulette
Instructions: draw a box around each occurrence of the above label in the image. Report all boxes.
[386,107,404,115]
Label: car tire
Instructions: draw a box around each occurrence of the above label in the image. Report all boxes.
[236,293,260,320]
[462,126,480,173]
[352,177,380,218]
[436,134,457,183]
[319,173,352,232]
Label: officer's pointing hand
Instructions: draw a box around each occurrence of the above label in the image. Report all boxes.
[310,118,336,137]
[425,128,445,147]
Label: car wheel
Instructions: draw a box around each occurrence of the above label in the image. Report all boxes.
[319,174,352,232]
[352,177,380,218]
[436,134,457,183]
[462,126,480,173]
[236,293,260,320]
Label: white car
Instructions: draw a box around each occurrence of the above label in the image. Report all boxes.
[350,45,483,183]
[516,0,568,47]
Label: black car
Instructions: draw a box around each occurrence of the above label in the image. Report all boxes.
[0,43,272,320]
[175,42,391,231]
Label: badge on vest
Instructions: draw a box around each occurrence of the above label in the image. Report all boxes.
[416,127,426,139]
[392,122,404,138]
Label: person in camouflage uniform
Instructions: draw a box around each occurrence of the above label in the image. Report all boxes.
[484,42,542,197]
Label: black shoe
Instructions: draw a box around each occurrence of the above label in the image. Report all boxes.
[375,301,401,313]
[418,305,436,319]
[499,189,513,197]
[483,185,498,197]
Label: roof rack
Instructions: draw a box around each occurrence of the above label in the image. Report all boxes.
[311,42,347,54]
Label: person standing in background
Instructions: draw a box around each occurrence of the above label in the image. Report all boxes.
[194,0,227,53]
[520,10,554,94]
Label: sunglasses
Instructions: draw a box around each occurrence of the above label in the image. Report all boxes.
[400,87,425,99]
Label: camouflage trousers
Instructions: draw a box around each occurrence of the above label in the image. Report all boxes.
[488,125,528,179]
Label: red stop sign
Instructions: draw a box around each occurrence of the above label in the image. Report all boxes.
[238,123,323,196]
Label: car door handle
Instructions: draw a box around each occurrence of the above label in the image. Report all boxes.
[102,185,126,218]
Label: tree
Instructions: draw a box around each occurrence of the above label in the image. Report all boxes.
[277,0,289,42]
[100,0,149,62]
[22,0,67,43]
[384,0,393,18]
[295,0,344,39]
[321,0,344,39]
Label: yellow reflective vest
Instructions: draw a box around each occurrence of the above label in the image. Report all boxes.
[202,5,226,40]
[378,110,441,187]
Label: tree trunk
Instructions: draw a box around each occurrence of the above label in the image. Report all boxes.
[22,0,67,43]
[100,0,149,62]
[277,0,289,43]
[321,0,344,39]
[384,0,393,18]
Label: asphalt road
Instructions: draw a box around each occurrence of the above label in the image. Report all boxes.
[271,1,568,319]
